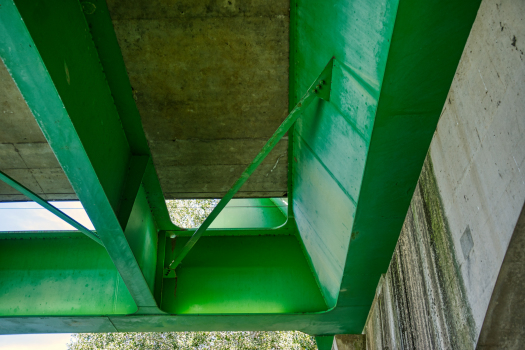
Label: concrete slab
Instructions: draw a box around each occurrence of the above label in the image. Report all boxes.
[0,59,76,202]
[107,0,289,198]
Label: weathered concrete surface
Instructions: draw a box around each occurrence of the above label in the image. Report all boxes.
[363,0,525,347]
[0,59,76,202]
[107,0,290,199]
[429,0,525,337]
[476,203,525,349]
[364,160,476,350]
[333,334,366,350]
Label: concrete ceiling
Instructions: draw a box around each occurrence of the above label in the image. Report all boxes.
[107,0,290,199]
[0,59,76,202]
[0,0,289,202]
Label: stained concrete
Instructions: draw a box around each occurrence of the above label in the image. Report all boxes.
[0,59,76,202]
[429,0,525,336]
[364,160,476,350]
[333,334,366,350]
[107,0,290,199]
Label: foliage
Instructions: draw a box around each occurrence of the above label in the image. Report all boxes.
[166,199,219,228]
[68,200,317,350]
[68,331,317,350]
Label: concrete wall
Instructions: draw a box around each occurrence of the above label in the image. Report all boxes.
[476,204,525,349]
[364,160,477,349]
[362,0,525,348]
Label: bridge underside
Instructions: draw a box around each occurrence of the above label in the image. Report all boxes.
[0,0,481,335]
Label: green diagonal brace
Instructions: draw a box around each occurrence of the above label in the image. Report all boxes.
[167,58,335,271]
[0,171,103,246]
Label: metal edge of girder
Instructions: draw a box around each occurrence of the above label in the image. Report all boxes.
[0,0,159,310]
[0,304,370,335]
[0,231,87,239]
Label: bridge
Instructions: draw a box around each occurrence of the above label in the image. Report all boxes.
[4,0,522,348]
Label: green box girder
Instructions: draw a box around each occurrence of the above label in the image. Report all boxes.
[0,0,481,335]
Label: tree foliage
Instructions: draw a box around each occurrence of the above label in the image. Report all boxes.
[68,200,317,350]
[166,199,219,228]
[68,331,317,350]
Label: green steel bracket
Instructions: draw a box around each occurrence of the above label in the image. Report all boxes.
[0,170,103,246]
[163,268,176,279]
[167,58,335,271]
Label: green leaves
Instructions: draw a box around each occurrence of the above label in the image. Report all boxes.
[68,331,317,350]
[166,199,220,228]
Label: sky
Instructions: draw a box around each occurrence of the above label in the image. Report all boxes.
[0,334,72,350]
[0,201,94,349]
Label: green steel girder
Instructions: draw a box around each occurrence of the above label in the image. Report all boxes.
[290,0,482,324]
[163,199,288,237]
[0,0,160,311]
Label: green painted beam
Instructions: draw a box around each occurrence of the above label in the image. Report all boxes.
[164,199,287,234]
[0,170,102,246]
[291,0,482,331]
[168,59,334,271]
[0,306,370,335]
[163,235,327,314]
[206,198,287,229]
[163,226,293,238]
[0,233,136,316]
[0,231,88,239]
[0,0,159,310]
[338,0,482,314]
